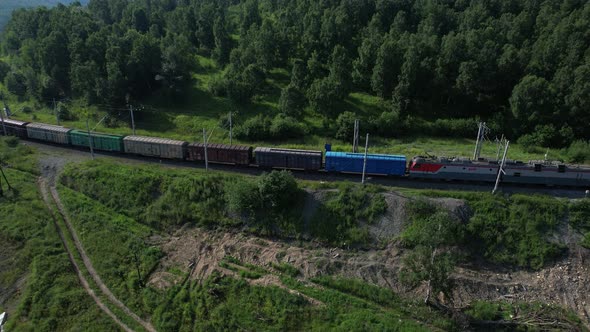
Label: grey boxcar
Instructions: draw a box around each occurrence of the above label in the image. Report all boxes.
[26,122,72,145]
[123,135,187,159]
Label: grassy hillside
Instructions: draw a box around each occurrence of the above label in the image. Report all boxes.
[0,138,117,331]
[1,137,587,330]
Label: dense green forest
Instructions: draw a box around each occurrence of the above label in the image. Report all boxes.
[0,1,89,30]
[0,0,589,148]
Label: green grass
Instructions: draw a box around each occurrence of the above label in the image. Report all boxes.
[465,300,586,330]
[57,185,162,317]
[0,143,117,330]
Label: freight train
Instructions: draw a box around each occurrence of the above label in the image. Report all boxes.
[2,119,589,188]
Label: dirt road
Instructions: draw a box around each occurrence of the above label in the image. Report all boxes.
[38,156,157,332]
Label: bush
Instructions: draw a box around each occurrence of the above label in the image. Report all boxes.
[517,124,573,151]
[234,114,271,141]
[368,110,401,137]
[431,118,477,138]
[208,74,227,97]
[278,84,306,118]
[270,114,305,140]
[334,111,356,142]
[22,106,33,113]
[310,184,387,246]
[565,140,590,163]
[466,194,566,269]
[56,102,77,121]
[466,301,502,321]
[226,171,304,236]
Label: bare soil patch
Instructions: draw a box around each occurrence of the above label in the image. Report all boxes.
[151,189,590,327]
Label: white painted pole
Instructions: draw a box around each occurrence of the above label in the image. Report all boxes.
[492,140,509,194]
[362,133,369,184]
[473,122,482,160]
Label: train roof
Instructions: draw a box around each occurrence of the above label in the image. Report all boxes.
[2,119,29,126]
[189,142,251,151]
[254,147,322,156]
[70,129,125,139]
[26,122,72,133]
[327,151,406,161]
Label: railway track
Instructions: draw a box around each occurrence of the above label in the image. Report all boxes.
[22,139,588,199]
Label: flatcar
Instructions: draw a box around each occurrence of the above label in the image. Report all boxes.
[408,156,499,182]
[325,151,406,176]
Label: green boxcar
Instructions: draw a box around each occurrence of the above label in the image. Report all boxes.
[69,130,125,152]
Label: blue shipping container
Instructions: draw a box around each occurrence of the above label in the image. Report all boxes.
[325,151,406,176]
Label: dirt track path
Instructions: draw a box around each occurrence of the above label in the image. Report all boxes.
[38,178,134,332]
[37,158,157,332]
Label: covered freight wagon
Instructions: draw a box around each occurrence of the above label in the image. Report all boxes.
[26,123,72,145]
[123,135,187,159]
[69,130,125,152]
[0,119,29,138]
[325,151,406,176]
[186,143,252,165]
[254,147,322,170]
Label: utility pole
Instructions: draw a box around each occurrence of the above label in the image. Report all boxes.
[53,98,60,125]
[0,94,7,136]
[229,111,232,145]
[0,164,13,196]
[492,140,509,195]
[129,104,136,135]
[203,128,208,171]
[495,134,505,160]
[0,106,6,137]
[86,118,95,160]
[361,133,369,184]
[473,122,487,160]
[353,119,359,153]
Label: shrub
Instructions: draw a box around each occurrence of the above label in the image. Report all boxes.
[565,140,590,163]
[270,114,305,140]
[226,171,304,236]
[22,106,33,113]
[368,110,400,137]
[310,184,387,246]
[466,301,502,321]
[466,194,566,269]
[334,111,356,141]
[431,118,477,138]
[208,74,227,97]
[234,114,271,141]
[278,84,306,118]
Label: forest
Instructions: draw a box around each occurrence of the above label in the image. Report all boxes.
[0,0,589,149]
